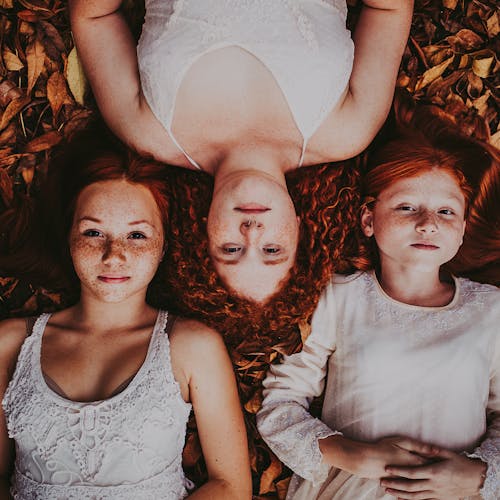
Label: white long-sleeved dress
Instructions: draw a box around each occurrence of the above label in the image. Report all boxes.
[257,271,500,499]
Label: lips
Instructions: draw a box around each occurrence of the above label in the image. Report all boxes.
[235,204,270,214]
[411,243,439,250]
[98,276,130,283]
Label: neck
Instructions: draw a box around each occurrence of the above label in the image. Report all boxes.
[71,292,157,334]
[377,263,455,307]
[211,147,290,189]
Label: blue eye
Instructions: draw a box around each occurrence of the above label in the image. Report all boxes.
[222,245,242,254]
[263,246,281,254]
[83,229,102,237]
[128,232,147,239]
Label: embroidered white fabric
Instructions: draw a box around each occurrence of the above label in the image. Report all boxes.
[257,272,500,499]
[2,311,192,500]
[137,0,354,168]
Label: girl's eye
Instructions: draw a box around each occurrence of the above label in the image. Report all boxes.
[222,245,242,254]
[438,209,454,215]
[128,232,147,239]
[263,246,281,254]
[83,229,102,237]
[396,205,416,212]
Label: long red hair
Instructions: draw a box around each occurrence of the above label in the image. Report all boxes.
[358,93,500,284]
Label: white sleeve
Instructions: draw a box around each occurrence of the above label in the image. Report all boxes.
[257,284,340,484]
[468,332,500,500]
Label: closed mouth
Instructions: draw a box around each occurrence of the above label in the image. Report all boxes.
[234,204,270,214]
[411,243,439,250]
[98,276,130,283]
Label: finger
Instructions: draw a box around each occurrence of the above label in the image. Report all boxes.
[385,465,433,480]
[381,478,430,492]
[384,487,435,499]
[394,438,441,457]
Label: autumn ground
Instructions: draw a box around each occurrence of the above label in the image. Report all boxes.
[0,0,498,497]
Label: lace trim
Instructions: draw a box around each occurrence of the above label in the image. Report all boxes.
[257,402,341,484]
[12,466,188,500]
[466,440,500,500]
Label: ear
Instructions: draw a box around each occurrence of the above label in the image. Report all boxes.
[460,219,466,245]
[360,205,374,237]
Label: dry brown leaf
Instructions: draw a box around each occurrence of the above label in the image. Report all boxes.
[66,47,87,106]
[415,55,454,91]
[472,91,492,117]
[0,80,24,107]
[491,130,500,149]
[0,95,30,131]
[243,389,263,414]
[486,11,499,38]
[259,454,282,495]
[47,71,71,120]
[443,0,459,8]
[0,0,14,8]
[17,10,41,23]
[2,48,24,71]
[298,319,311,344]
[275,477,291,500]
[471,50,495,78]
[446,29,484,52]
[26,34,46,94]
[24,130,62,153]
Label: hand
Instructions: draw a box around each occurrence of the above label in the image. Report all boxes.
[381,448,487,499]
[320,435,440,480]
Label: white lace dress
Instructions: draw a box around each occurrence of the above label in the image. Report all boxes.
[257,272,500,499]
[137,0,354,169]
[2,310,192,500]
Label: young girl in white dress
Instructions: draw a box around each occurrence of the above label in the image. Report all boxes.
[257,103,500,499]
[67,0,414,302]
[0,132,251,499]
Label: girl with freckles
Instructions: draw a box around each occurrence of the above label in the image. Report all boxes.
[0,131,251,499]
[257,101,500,499]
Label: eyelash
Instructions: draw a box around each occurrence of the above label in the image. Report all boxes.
[82,230,147,239]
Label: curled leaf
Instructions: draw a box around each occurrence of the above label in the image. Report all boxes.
[2,48,24,71]
[47,71,72,120]
[415,55,454,91]
[26,34,46,94]
[24,130,62,153]
[0,95,30,131]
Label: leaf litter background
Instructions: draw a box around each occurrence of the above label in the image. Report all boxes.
[0,0,498,497]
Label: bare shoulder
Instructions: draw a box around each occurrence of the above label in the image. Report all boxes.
[169,317,226,355]
[0,318,28,378]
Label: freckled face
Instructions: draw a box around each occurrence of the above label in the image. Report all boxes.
[69,179,165,303]
[361,169,467,273]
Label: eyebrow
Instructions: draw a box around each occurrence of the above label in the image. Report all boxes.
[78,216,155,227]
[212,255,289,266]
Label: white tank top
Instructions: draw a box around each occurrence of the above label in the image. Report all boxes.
[2,311,192,500]
[137,0,354,169]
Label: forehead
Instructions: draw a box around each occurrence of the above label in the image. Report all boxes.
[74,179,161,221]
[380,169,464,202]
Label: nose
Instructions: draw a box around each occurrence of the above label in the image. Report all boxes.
[102,239,126,264]
[415,211,438,234]
[239,219,264,239]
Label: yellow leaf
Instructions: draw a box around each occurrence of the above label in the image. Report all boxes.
[443,0,458,8]
[491,130,500,150]
[415,56,454,91]
[0,0,13,7]
[66,47,88,106]
[26,35,46,94]
[2,48,24,71]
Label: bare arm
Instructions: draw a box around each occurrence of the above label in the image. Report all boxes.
[0,319,28,499]
[170,320,252,499]
[67,1,162,156]
[318,1,413,159]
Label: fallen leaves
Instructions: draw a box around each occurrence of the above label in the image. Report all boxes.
[0,1,498,498]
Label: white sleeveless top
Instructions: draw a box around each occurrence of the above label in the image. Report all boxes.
[137,0,355,169]
[2,311,192,500]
